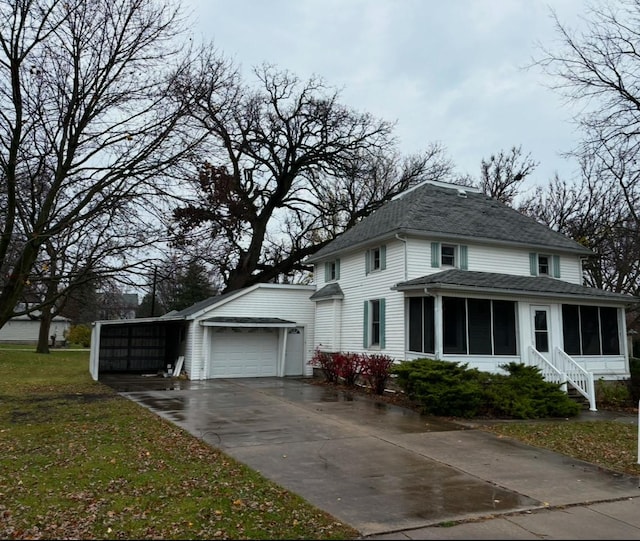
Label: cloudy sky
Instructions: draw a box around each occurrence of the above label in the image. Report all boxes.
[183,0,589,195]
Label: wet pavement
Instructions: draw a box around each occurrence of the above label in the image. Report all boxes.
[100,374,640,538]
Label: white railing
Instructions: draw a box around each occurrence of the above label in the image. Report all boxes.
[553,347,597,412]
[528,346,566,390]
[527,346,597,412]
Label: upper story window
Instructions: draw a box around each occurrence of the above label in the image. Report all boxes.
[538,255,550,276]
[365,245,386,274]
[431,242,468,270]
[324,259,340,282]
[530,253,560,278]
[441,244,456,266]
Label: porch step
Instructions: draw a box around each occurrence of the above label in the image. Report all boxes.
[567,386,590,409]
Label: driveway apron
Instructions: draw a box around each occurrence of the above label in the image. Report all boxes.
[102,376,640,537]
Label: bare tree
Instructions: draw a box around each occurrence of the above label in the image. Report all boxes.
[534,0,640,228]
[0,0,216,330]
[172,62,455,292]
[532,0,640,325]
[519,159,640,300]
[478,146,539,205]
[16,199,169,351]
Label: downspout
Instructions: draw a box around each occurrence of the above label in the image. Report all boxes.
[395,234,408,280]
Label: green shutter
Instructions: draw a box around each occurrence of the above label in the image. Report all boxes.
[431,242,440,268]
[459,245,468,270]
[365,250,370,275]
[324,262,329,281]
[335,259,340,280]
[379,298,386,349]
[552,255,560,278]
[380,245,386,270]
[529,253,537,276]
[363,301,369,348]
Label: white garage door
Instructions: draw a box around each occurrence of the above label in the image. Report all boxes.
[209,328,279,378]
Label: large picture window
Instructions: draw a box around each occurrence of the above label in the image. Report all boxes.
[562,305,620,356]
[442,297,516,355]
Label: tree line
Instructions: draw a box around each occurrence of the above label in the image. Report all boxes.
[1,0,639,352]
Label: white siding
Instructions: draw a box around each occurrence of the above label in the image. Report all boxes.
[0,318,70,343]
[404,237,584,284]
[190,285,316,378]
[314,300,341,351]
[183,321,203,379]
[312,240,407,359]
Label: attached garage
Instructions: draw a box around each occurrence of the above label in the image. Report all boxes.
[209,328,279,377]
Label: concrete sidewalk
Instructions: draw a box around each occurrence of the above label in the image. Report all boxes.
[102,375,640,539]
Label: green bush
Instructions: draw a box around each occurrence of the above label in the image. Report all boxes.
[597,378,632,408]
[393,358,581,419]
[629,357,640,403]
[486,363,581,419]
[66,324,91,347]
[393,358,486,417]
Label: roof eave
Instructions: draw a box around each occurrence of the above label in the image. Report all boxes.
[306,229,593,263]
[392,282,634,304]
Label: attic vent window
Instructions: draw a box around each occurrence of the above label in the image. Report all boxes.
[457,188,467,198]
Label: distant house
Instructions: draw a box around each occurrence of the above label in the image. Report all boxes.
[90,180,638,410]
[97,292,139,320]
[0,313,71,345]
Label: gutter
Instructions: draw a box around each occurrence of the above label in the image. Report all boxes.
[395,234,408,280]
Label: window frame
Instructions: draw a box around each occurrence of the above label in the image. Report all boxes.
[370,299,381,346]
[441,296,517,356]
[370,247,381,271]
[365,245,386,274]
[408,296,435,354]
[364,298,386,349]
[561,304,620,356]
[325,259,339,281]
[538,254,550,276]
[441,244,457,267]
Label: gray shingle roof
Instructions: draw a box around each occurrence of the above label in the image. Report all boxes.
[166,290,238,318]
[307,181,593,262]
[309,283,344,301]
[395,269,637,303]
[202,316,296,326]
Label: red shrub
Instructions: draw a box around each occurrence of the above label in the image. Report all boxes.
[362,353,395,395]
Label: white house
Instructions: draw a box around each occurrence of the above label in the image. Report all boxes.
[0,314,71,344]
[89,180,637,409]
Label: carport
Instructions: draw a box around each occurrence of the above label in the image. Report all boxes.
[89,317,186,380]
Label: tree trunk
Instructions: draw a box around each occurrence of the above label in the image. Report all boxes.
[36,306,53,354]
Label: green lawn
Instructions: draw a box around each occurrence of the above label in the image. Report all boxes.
[4,347,640,540]
[0,348,359,540]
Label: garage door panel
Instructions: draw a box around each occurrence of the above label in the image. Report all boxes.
[209,328,278,378]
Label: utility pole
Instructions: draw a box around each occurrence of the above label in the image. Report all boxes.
[150,266,157,317]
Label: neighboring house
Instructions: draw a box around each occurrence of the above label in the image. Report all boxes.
[0,313,71,345]
[97,292,139,320]
[89,180,637,409]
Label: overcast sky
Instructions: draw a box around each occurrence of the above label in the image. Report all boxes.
[183,0,589,195]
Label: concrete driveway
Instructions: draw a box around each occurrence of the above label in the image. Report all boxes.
[101,375,640,537]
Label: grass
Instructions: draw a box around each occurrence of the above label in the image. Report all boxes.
[479,419,640,477]
[0,348,359,540]
[4,347,640,539]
